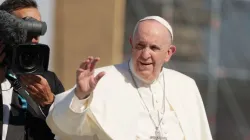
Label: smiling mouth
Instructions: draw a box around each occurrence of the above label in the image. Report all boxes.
[139,62,153,65]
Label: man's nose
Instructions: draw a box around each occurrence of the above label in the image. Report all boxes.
[31,37,40,43]
[141,48,151,59]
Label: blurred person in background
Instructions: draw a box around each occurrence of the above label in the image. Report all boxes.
[46,16,212,140]
[0,0,65,139]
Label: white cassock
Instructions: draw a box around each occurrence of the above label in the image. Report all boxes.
[46,60,213,140]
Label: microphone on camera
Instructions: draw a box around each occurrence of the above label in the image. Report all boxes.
[0,9,47,45]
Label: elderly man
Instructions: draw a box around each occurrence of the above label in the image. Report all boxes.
[46,16,212,140]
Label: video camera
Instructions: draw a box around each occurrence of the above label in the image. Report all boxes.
[7,42,50,75]
[0,10,50,75]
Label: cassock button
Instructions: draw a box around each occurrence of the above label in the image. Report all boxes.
[156,100,159,103]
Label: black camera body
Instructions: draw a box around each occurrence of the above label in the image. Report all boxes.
[7,43,50,75]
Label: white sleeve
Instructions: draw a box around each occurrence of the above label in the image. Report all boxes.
[70,90,92,113]
[46,86,95,138]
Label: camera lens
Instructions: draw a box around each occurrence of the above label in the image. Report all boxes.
[19,52,40,70]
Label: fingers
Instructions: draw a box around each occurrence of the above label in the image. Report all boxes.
[20,75,31,86]
[90,57,100,71]
[94,71,105,83]
[25,85,46,106]
[21,74,43,83]
[89,71,105,89]
[79,56,100,71]
[79,56,93,70]
[25,84,40,95]
[20,76,52,104]
[86,56,94,69]
[20,75,38,85]
[20,75,46,90]
[18,72,53,106]
[23,82,43,100]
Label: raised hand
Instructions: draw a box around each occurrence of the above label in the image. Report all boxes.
[75,56,105,99]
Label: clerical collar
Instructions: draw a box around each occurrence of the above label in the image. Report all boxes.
[128,59,164,85]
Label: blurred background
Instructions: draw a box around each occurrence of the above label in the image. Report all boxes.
[1,0,250,139]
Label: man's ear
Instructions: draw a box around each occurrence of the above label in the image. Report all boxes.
[164,45,176,62]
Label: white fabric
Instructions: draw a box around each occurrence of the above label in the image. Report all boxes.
[134,16,174,40]
[46,62,213,140]
[129,60,184,139]
[1,79,13,140]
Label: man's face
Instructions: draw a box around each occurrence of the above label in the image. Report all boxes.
[130,20,176,82]
[12,7,41,43]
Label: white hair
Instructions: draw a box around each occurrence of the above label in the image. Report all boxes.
[132,16,173,41]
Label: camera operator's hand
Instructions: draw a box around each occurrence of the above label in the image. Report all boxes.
[20,74,54,107]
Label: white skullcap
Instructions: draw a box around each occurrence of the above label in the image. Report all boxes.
[134,16,173,41]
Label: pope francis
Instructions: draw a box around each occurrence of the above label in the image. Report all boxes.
[46,16,213,140]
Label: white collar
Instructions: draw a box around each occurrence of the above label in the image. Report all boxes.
[128,59,164,85]
[1,79,11,91]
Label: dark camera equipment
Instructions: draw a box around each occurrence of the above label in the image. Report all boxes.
[0,10,49,75]
[0,10,47,119]
[22,16,47,42]
[6,16,49,75]
[7,43,50,75]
